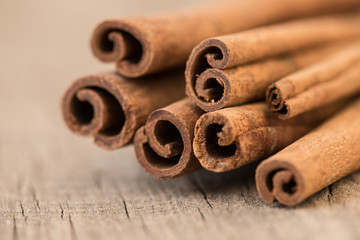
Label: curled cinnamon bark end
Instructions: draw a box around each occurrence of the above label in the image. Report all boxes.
[194,69,231,111]
[193,100,348,174]
[266,85,291,117]
[267,41,360,120]
[146,110,186,159]
[266,86,283,110]
[134,99,203,179]
[186,39,232,111]
[62,72,186,150]
[257,98,360,206]
[193,109,299,173]
[256,160,305,206]
[193,112,240,172]
[62,74,130,149]
[91,20,152,78]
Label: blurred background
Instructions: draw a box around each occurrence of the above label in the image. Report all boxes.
[0,0,204,125]
[0,0,206,175]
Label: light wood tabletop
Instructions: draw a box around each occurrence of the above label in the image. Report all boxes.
[0,0,360,239]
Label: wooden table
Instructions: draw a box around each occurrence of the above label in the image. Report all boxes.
[1,0,360,239]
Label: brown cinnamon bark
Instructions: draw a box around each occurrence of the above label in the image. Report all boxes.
[185,13,360,111]
[193,101,347,173]
[256,98,360,206]
[61,72,185,150]
[267,41,360,119]
[91,0,360,78]
[134,98,204,179]
[186,41,346,112]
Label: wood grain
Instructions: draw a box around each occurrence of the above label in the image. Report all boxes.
[0,0,360,239]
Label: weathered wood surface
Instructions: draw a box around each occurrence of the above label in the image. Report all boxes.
[1,0,360,239]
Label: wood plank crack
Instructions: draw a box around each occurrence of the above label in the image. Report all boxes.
[197,207,206,222]
[189,177,213,209]
[327,185,333,205]
[12,217,18,240]
[19,201,27,221]
[109,179,132,220]
[59,203,64,220]
[123,200,130,220]
[69,215,78,240]
[29,186,41,211]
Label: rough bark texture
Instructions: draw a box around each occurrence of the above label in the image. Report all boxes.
[185,13,360,112]
[134,98,204,179]
[186,42,345,112]
[91,0,360,77]
[193,101,348,173]
[267,41,360,119]
[256,98,360,206]
[61,72,185,149]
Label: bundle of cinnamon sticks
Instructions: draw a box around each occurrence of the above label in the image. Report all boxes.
[61,0,360,206]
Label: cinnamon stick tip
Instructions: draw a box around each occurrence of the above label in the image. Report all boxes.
[185,37,238,112]
[90,20,152,78]
[134,126,177,180]
[134,108,198,180]
[266,85,283,110]
[193,112,238,172]
[201,38,230,69]
[61,74,132,150]
[255,159,305,206]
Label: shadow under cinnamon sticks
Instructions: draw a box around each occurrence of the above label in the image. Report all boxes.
[134,98,204,180]
[61,71,185,150]
[185,12,360,112]
[193,100,350,173]
[91,0,360,78]
[256,98,360,206]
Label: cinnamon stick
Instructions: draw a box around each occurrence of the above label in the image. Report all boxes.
[256,98,360,206]
[193,101,348,173]
[267,41,360,119]
[185,13,360,111]
[61,72,185,150]
[91,0,360,78]
[134,98,204,179]
[185,42,346,112]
